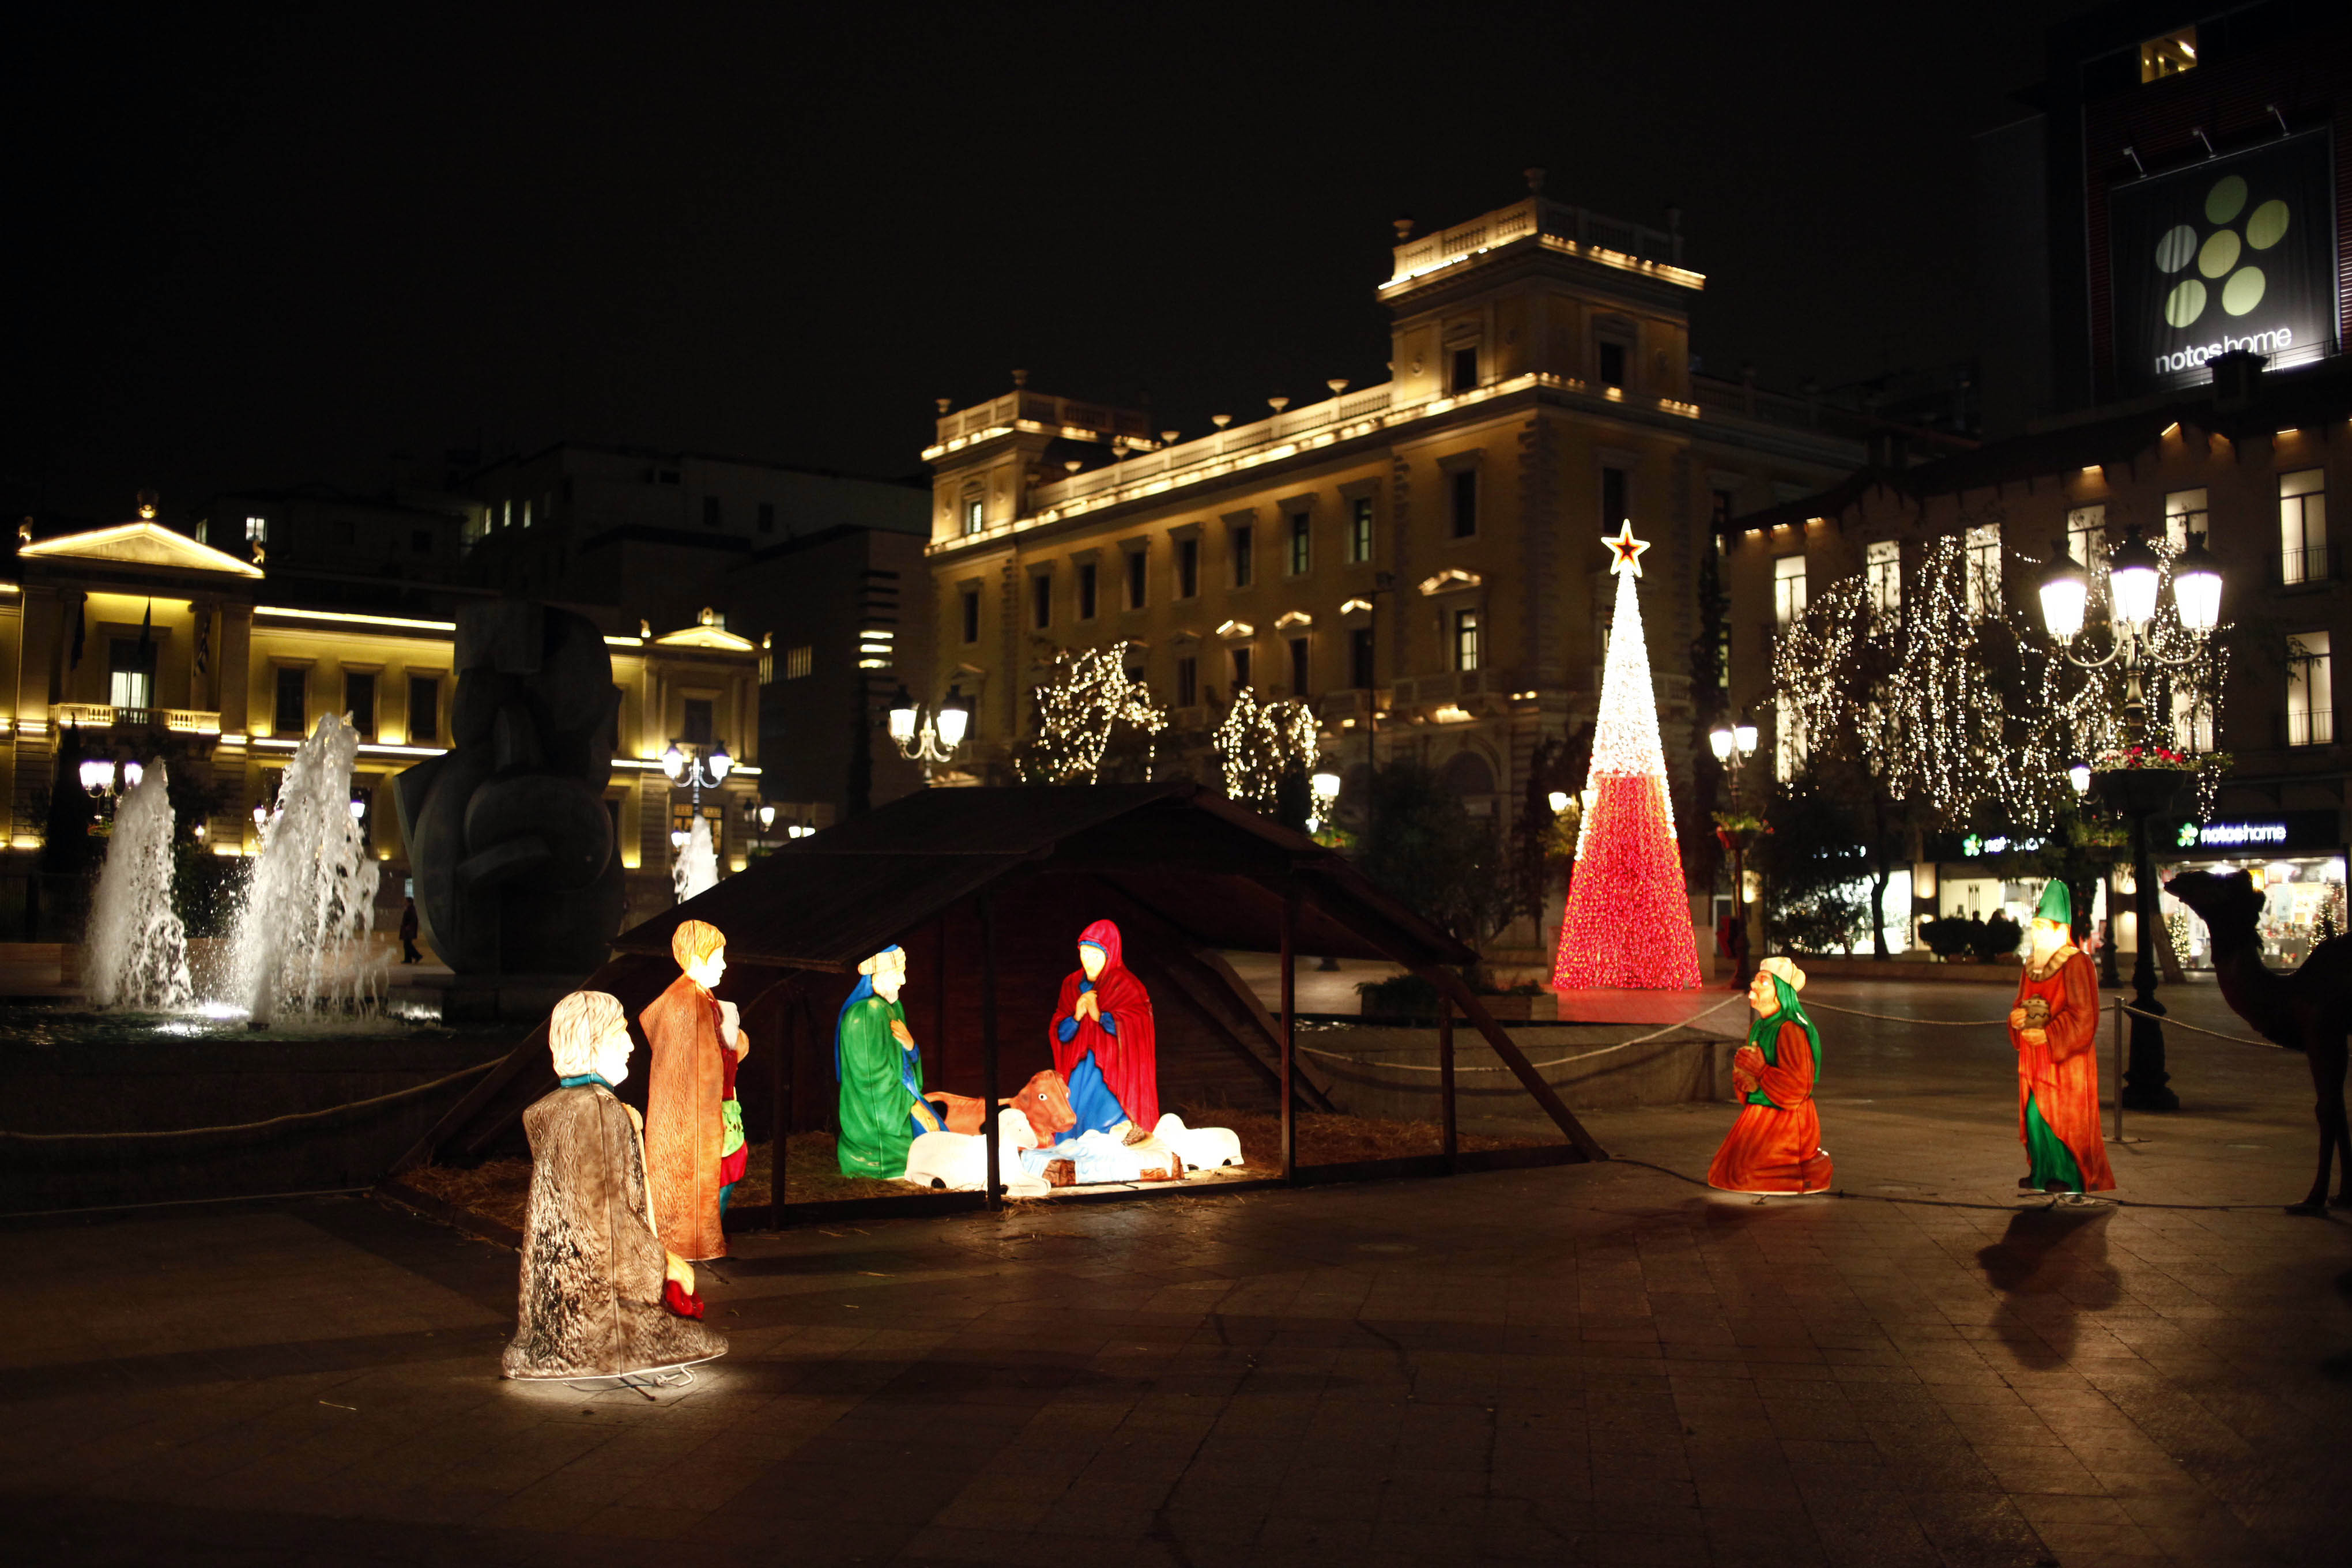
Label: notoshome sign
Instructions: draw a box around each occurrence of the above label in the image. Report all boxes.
[2109,130,2340,393]
[2177,820,2289,847]
[2168,811,2342,853]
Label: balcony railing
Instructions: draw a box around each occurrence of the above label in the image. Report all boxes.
[2280,544,2333,586]
[50,703,221,734]
[2285,706,2336,747]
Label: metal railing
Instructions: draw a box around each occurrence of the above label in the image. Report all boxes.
[49,703,222,734]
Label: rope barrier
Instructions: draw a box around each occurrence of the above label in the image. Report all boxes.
[2116,1003,2287,1051]
[0,1058,504,1144]
[1800,1001,2007,1027]
[1298,994,1746,1073]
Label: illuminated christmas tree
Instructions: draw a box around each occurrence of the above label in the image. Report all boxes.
[1553,524,1702,990]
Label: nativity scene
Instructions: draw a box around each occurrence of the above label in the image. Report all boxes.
[831,920,1241,1195]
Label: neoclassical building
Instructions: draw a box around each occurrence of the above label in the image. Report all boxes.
[0,508,762,938]
[921,180,1865,953]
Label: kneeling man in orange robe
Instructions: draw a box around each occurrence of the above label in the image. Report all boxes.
[1708,956,1833,1194]
[2009,880,2116,1196]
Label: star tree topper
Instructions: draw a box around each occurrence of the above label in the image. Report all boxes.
[1604,522,1650,578]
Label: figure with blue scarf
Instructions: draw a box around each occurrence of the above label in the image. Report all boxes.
[1706,956,1834,1194]
[834,946,945,1179]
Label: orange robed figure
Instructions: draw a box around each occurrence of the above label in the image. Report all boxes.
[2009,881,2115,1196]
[1708,956,1833,1194]
[640,918,749,1261]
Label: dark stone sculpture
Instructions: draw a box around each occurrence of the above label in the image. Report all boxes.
[395,601,624,974]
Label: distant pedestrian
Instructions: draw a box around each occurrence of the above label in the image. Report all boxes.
[399,897,422,964]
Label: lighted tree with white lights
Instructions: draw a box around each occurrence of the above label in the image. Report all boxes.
[1215,686,1318,813]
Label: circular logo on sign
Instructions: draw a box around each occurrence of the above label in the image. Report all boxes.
[2151,173,2287,326]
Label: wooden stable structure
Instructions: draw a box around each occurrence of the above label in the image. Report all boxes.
[398,783,1604,1214]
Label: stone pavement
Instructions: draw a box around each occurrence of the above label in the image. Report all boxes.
[5,977,2351,1567]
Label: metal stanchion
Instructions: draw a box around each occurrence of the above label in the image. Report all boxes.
[2110,996,2125,1144]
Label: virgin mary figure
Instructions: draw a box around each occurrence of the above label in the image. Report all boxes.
[1047,919,1159,1142]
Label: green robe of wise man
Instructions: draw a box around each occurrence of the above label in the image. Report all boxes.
[835,990,940,1179]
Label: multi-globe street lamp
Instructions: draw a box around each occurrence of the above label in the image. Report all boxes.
[886,685,971,778]
[2037,525,2223,1112]
[661,738,732,851]
[1706,719,1761,986]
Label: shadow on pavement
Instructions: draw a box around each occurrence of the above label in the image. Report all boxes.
[1975,1204,2119,1371]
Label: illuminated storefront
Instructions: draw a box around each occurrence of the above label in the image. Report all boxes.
[2155,811,2347,968]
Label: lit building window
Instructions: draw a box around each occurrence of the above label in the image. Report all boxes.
[108,640,154,711]
[858,628,895,670]
[2140,26,2196,82]
[2281,470,2327,585]
[2171,687,2213,753]
[1348,496,1374,563]
[1231,525,1254,588]
[2164,488,2207,550]
[785,645,813,680]
[1865,540,1901,616]
[2288,631,2332,746]
[963,497,984,536]
[2065,504,2105,568]
[1965,523,2002,616]
[245,515,267,542]
[1773,553,1808,627]
[1453,609,1480,672]
[1288,512,1310,575]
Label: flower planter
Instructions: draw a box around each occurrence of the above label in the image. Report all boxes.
[2093,766,2190,819]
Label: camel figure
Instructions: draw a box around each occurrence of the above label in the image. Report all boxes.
[2163,869,2351,1212]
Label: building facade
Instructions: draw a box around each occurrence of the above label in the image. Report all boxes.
[922,182,1867,959]
[0,509,763,941]
[1725,353,2352,964]
[457,441,931,822]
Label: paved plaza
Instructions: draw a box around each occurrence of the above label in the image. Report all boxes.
[6,978,2351,1566]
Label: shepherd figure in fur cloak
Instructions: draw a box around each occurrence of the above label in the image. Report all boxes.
[502,990,728,1380]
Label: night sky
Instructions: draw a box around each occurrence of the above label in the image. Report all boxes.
[9,2,2094,525]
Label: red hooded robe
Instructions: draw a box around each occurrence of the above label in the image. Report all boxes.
[1049,919,1159,1132]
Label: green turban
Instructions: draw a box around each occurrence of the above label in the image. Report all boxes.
[2035,879,2072,926]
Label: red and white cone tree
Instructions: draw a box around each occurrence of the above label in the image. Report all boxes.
[1553,523,1703,991]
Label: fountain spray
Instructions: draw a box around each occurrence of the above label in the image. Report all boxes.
[85,761,195,1011]
[227,714,383,1024]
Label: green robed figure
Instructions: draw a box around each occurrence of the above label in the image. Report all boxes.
[835,945,945,1178]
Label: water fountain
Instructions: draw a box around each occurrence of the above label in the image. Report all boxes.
[84,761,195,1011]
[226,713,384,1024]
[673,813,717,904]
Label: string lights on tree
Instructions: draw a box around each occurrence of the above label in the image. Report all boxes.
[1019,647,1168,784]
[1553,523,1703,991]
[1215,685,1318,810]
[1769,528,2230,835]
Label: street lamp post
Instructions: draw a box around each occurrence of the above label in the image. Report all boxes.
[660,738,733,854]
[886,685,971,780]
[2038,526,2223,1112]
[1706,719,1761,986]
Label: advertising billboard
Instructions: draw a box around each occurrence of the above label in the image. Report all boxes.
[2109,130,2338,392]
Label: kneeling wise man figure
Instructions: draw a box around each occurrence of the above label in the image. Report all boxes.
[2008,881,2116,1198]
